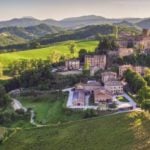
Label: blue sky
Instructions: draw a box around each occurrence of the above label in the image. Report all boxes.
[0,0,150,20]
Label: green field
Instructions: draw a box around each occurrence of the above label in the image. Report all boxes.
[117,96,129,102]
[0,40,98,67]
[1,111,150,150]
[18,92,83,124]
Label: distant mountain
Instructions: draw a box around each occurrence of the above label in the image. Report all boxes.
[0,24,64,41]
[0,17,41,28]
[0,15,145,29]
[136,18,150,29]
[114,20,134,27]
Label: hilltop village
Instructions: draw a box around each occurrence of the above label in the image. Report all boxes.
[56,29,150,111]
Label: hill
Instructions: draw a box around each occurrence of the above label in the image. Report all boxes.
[136,18,150,29]
[38,24,140,46]
[0,24,64,41]
[0,17,41,28]
[0,112,150,150]
[0,40,98,66]
[38,25,114,45]
[0,15,144,29]
[0,32,26,47]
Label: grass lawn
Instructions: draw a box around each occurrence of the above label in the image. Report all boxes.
[117,96,129,102]
[0,40,98,67]
[18,92,83,124]
[0,111,150,150]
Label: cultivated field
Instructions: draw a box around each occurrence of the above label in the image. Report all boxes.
[0,40,98,66]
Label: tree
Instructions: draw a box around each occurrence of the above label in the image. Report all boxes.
[138,86,150,103]
[78,49,87,62]
[0,85,10,108]
[144,75,150,86]
[68,42,76,57]
[0,63,3,77]
[30,41,40,49]
[124,69,147,93]
[96,36,118,54]
[141,100,150,112]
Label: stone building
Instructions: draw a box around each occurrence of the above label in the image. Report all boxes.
[118,48,134,57]
[101,71,117,83]
[94,88,113,104]
[104,81,123,94]
[65,59,80,70]
[119,65,132,77]
[84,55,107,70]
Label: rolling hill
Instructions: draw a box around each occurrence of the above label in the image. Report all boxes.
[0,112,150,150]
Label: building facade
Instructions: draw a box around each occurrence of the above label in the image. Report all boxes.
[101,71,117,83]
[94,88,113,104]
[118,48,134,57]
[119,65,132,77]
[65,60,80,70]
[104,81,123,94]
[85,55,107,70]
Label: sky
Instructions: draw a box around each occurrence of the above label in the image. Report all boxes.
[0,0,150,21]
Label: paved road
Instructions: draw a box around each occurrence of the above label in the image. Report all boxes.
[123,93,137,109]
[11,98,27,112]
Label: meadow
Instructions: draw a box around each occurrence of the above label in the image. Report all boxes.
[18,92,83,124]
[0,40,98,67]
[1,111,150,150]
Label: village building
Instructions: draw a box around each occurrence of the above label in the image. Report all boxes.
[119,65,148,77]
[117,29,150,51]
[133,66,148,75]
[75,81,101,92]
[72,89,85,106]
[104,81,123,94]
[118,48,134,57]
[90,66,100,76]
[101,71,117,83]
[85,55,107,70]
[119,65,132,77]
[65,59,80,70]
[94,88,113,104]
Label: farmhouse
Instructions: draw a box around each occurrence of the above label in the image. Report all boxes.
[101,71,117,83]
[65,59,80,70]
[85,55,106,70]
[104,81,123,94]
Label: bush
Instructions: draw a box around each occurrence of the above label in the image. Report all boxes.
[83,109,97,119]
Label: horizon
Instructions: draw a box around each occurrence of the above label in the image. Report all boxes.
[0,14,149,22]
[1,0,150,21]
